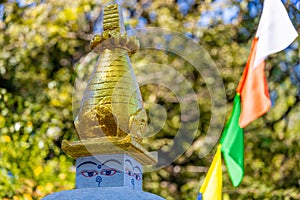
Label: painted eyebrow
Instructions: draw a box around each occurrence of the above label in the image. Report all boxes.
[103,159,122,166]
[133,166,142,174]
[77,161,97,168]
[125,159,133,168]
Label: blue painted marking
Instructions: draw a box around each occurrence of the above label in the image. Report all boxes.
[131,178,135,189]
[96,176,102,187]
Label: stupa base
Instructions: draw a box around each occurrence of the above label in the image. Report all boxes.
[42,187,165,200]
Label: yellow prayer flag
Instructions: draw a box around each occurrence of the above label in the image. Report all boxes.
[199,144,222,200]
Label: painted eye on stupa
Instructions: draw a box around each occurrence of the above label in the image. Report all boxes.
[134,173,141,181]
[100,168,118,176]
[125,168,133,176]
[81,170,98,177]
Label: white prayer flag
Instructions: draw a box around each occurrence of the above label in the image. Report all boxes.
[253,0,298,69]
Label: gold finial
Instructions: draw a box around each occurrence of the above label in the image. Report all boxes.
[62,3,156,165]
[90,4,139,55]
[103,4,121,32]
[77,3,146,140]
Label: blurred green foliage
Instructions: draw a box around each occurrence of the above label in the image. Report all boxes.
[0,0,299,199]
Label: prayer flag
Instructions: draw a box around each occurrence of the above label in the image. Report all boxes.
[199,145,222,200]
[237,0,298,128]
[253,0,298,69]
[236,38,270,128]
[197,193,202,200]
[220,95,244,187]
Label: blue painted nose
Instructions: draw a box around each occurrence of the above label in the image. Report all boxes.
[96,176,102,187]
[131,178,135,189]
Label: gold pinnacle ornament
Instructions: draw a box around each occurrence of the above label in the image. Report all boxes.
[62,3,157,165]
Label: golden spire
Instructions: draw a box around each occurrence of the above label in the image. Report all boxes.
[62,3,156,165]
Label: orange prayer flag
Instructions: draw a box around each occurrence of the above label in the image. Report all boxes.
[236,0,298,128]
[236,38,271,128]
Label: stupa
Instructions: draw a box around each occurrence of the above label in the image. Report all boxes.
[43,3,164,200]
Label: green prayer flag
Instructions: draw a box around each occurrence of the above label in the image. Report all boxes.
[220,94,244,187]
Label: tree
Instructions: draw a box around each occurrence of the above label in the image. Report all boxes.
[0,0,299,199]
